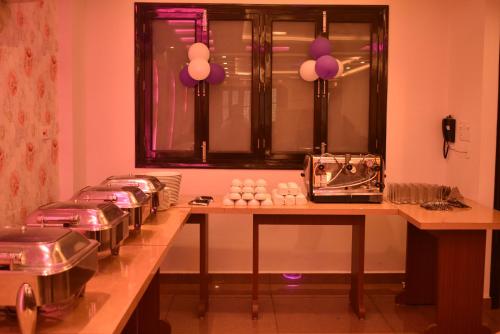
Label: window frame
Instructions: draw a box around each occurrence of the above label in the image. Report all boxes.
[204,10,262,164]
[135,4,389,169]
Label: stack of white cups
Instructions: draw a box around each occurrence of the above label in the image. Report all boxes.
[272,182,307,206]
[223,179,273,207]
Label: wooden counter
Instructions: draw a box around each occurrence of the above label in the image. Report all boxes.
[0,208,189,334]
[1,197,499,333]
[180,196,500,334]
[180,196,500,229]
[398,199,500,230]
[178,195,398,215]
[125,207,191,246]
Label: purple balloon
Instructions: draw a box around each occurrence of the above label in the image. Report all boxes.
[179,65,198,88]
[309,36,332,60]
[315,55,339,80]
[206,63,225,85]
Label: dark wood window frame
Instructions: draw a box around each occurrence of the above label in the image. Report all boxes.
[135,4,389,169]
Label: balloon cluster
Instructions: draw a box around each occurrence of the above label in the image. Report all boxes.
[179,42,225,87]
[299,36,343,82]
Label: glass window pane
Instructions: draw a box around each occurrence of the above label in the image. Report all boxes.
[208,20,252,153]
[328,23,371,152]
[271,21,315,154]
[152,20,195,152]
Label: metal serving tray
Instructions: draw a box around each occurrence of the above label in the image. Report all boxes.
[0,227,98,334]
[72,185,152,231]
[101,175,165,214]
[25,201,129,256]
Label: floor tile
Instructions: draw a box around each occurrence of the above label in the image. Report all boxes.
[166,294,278,334]
[270,283,350,296]
[369,294,435,333]
[272,294,392,333]
[481,303,500,332]
[161,281,272,295]
[159,294,174,319]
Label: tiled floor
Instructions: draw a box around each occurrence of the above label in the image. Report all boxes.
[160,280,500,334]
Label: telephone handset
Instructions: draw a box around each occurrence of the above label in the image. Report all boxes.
[442,115,456,158]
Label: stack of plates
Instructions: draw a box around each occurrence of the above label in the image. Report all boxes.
[158,188,170,211]
[147,172,182,205]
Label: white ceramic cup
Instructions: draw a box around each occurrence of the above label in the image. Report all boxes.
[261,198,273,206]
[248,199,260,207]
[242,186,254,194]
[255,186,267,194]
[235,199,247,207]
[242,192,254,201]
[230,186,242,193]
[223,198,235,206]
[229,192,242,200]
[243,179,255,187]
[254,193,267,201]
[232,179,242,187]
[256,179,267,187]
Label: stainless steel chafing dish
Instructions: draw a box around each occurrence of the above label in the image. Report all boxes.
[71,185,152,231]
[0,227,98,334]
[101,174,165,214]
[25,201,129,256]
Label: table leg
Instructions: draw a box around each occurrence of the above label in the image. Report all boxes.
[396,223,437,305]
[186,214,210,318]
[350,217,366,319]
[122,270,170,334]
[425,230,491,334]
[199,214,209,318]
[489,231,500,308]
[252,218,259,320]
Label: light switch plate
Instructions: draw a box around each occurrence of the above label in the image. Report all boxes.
[459,121,471,142]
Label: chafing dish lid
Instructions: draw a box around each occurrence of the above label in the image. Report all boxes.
[101,174,165,194]
[25,201,128,231]
[72,186,150,208]
[0,227,98,275]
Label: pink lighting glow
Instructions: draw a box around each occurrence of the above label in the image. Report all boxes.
[180,37,195,43]
[152,60,159,151]
[245,45,288,52]
[169,72,176,149]
[167,20,195,26]
[282,273,302,280]
[158,8,204,14]
[175,28,195,34]
[272,46,290,52]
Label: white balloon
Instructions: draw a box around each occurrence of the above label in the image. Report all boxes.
[335,59,344,77]
[188,59,211,80]
[299,60,318,82]
[188,42,210,61]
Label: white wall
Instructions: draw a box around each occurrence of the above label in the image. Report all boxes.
[56,0,499,275]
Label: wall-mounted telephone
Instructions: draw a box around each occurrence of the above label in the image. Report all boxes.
[442,115,456,158]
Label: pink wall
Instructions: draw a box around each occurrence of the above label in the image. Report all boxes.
[56,0,87,200]
[444,0,500,295]
[56,0,499,275]
[0,1,59,226]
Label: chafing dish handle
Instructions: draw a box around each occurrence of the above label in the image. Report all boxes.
[82,194,118,202]
[36,215,80,226]
[106,181,140,188]
[16,283,37,334]
[0,252,23,269]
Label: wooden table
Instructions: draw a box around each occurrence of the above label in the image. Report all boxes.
[396,203,500,334]
[252,214,366,319]
[0,208,190,334]
[180,197,500,334]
